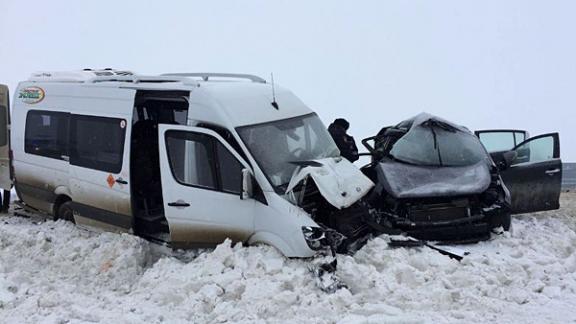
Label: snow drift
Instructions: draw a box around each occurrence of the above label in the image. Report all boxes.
[0,194,576,323]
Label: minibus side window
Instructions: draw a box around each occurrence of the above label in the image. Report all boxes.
[25,110,69,160]
[216,142,243,194]
[165,131,243,194]
[196,123,249,162]
[69,115,126,173]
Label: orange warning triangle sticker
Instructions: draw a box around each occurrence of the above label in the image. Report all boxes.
[107,174,115,188]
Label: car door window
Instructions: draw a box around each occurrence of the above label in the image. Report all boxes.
[512,135,555,165]
[515,131,527,143]
[478,131,526,153]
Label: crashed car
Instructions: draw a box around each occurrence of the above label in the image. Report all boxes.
[357,113,562,243]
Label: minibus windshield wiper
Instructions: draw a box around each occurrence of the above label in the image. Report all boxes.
[288,160,324,167]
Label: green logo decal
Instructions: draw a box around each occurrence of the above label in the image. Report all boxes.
[19,87,45,104]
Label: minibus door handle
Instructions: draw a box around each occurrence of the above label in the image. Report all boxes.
[168,200,191,207]
[115,178,128,185]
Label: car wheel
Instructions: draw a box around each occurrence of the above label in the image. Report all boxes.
[1,190,10,213]
[490,212,511,232]
[57,201,75,223]
[501,212,511,231]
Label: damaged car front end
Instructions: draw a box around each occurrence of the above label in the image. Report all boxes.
[361,113,512,242]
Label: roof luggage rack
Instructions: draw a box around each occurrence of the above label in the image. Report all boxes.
[86,75,183,84]
[28,70,266,85]
[161,73,266,83]
[28,69,137,83]
[28,69,187,84]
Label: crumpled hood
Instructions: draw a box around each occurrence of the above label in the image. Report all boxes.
[408,112,472,133]
[376,159,491,199]
[286,158,374,209]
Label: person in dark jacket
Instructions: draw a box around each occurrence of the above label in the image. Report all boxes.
[328,118,359,162]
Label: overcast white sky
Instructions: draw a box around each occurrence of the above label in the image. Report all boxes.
[1,0,574,160]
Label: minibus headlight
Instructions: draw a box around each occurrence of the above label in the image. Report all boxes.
[302,226,327,251]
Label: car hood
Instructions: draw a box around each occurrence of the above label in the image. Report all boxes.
[286,157,375,209]
[376,159,491,199]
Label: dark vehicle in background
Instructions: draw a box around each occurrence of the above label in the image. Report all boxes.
[360,114,562,242]
[561,163,576,190]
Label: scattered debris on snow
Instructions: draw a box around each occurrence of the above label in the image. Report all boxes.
[0,194,575,323]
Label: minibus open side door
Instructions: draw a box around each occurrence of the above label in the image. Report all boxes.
[158,124,256,247]
[0,85,12,209]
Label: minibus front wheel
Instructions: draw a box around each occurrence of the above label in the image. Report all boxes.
[56,201,75,224]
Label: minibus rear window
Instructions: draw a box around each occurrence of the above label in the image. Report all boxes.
[25,110,69,160]
[69,115,126,173]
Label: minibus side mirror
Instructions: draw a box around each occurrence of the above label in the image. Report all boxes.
[241,168,254,200]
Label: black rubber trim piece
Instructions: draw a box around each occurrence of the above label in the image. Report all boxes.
[69,202,132,229]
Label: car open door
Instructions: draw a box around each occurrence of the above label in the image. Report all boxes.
[0,85,11,194]
[499,133,562,214]
[158,124,256,246]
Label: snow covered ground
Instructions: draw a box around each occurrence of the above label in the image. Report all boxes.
[0,194,575,324]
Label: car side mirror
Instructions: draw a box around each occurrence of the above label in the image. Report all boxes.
[241,168,254,200]
[501,150,518,169]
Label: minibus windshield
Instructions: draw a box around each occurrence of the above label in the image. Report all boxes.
[238,113,339,191]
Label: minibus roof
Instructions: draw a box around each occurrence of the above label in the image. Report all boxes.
[26,70,314,127]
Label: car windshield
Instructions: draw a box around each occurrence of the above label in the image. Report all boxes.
[238,113,339,190]
[389,120,489,167]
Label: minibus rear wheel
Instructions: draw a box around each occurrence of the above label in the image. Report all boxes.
[57,201,75,224]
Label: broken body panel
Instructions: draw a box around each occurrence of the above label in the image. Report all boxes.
[286,157,374,210]
[375,160,491,199]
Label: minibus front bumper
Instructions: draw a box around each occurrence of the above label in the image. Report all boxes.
[301,226,345,253]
